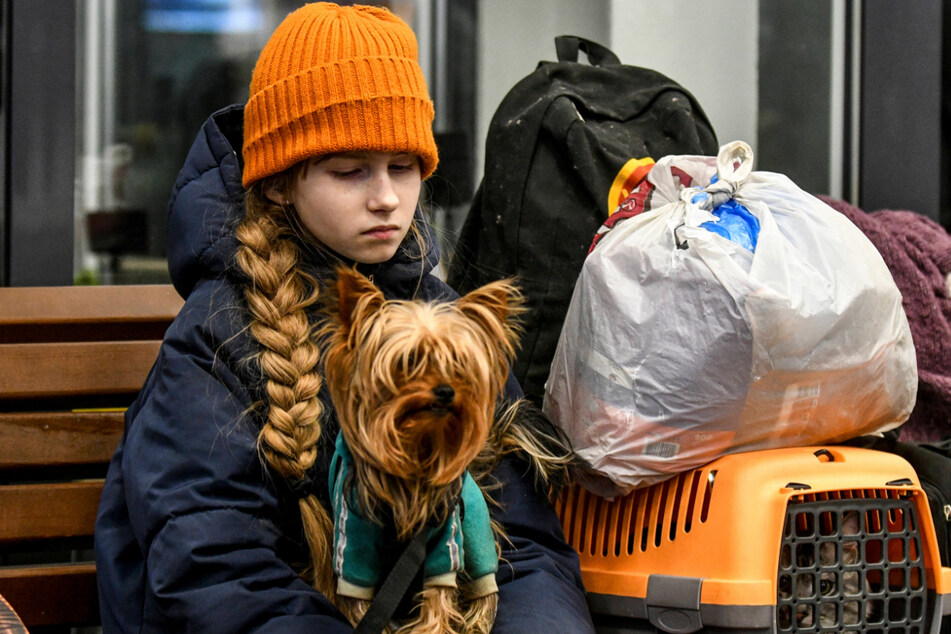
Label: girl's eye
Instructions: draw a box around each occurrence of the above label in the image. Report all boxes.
[331,168,364,178]
[390,162,417,174]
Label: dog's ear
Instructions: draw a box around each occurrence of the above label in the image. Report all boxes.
[456,279,525,349]
[335,267,383,334]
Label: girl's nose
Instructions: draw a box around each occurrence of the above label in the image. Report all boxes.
[367,172,400,213]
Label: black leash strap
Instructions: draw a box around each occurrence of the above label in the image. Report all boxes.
[353,529,428,634]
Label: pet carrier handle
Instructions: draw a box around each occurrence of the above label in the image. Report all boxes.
[814,448,835,461]
[555,36,621,66]
[353,529,428,634]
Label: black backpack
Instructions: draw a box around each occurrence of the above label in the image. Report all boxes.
[845,433,951,567]
[448,36,719,406]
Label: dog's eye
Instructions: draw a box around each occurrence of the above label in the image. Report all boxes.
[401,351,419,371]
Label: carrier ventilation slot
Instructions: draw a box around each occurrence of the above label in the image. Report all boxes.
[555,467,716,558]
[777,496,926,633]
[794,488,911,504]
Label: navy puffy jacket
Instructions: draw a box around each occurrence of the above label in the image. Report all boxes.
[94,104,594,633]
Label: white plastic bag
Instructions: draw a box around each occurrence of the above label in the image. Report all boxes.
[543,141,917,497]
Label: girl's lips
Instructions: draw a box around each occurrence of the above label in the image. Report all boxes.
[363,226,399,240]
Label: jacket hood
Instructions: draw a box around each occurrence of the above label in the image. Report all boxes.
[166,104,440,300]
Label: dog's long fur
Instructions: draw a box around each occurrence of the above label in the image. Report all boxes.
[318,267,574,633]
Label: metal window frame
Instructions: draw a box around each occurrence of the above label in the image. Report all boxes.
[3,0,76,286]
[0,1,946,287]
[0,0,8,285]
[860,0,943,224]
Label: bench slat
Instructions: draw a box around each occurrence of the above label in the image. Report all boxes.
[0,340,160,399]
[0,411,124,468]
[0,284,182,630]
[0,284,182,325]
[0,482,103,542]
[0,564,98,628]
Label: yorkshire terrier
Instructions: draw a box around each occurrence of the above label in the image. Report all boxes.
[319,267,526,634]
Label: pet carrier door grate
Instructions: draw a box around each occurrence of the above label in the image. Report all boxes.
[777,497,927,632]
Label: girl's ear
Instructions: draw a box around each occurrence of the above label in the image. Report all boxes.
[264,185,289,206]
[335,267,383,336]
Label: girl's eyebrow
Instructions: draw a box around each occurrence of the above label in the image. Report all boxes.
[324,151,370,160]
[317,151,415,162]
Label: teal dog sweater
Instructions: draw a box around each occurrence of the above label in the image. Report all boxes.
[329,435,498,600]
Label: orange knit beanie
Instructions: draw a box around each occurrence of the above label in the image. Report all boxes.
[242,2,438,187]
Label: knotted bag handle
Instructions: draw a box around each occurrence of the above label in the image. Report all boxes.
[678,140,755,211]
[554,35,621,66]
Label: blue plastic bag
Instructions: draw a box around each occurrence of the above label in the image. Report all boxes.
[700,199,760,252]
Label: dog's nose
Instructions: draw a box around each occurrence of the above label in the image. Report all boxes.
[432,384,455,405]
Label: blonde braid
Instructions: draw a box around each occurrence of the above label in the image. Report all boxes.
[235,182,335,598]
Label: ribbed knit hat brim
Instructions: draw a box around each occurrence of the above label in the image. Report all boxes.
[242,3,438,187]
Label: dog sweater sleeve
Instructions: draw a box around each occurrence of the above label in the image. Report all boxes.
[460,472,499,598]
[422,502,462,588]
[330,438,383,600]
[422,473,499,594]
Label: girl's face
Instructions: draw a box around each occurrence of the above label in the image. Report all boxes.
[269,151,422,264]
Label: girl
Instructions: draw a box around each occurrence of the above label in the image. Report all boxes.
[94,3,594,633]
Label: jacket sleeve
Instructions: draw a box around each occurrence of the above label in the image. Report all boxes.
[488,380,595,632]
[107,282,354,633]
[489,454,595,633]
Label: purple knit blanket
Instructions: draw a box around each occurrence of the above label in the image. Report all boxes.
[820,196,951,442]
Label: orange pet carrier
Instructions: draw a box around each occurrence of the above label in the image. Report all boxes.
[556,446,951,633]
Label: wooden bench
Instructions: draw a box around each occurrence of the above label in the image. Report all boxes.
[0,284,183,630]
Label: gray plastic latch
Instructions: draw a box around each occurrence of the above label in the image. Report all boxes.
[646,574,703,633]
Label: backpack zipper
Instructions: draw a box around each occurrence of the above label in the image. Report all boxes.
[921,481,951,567]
